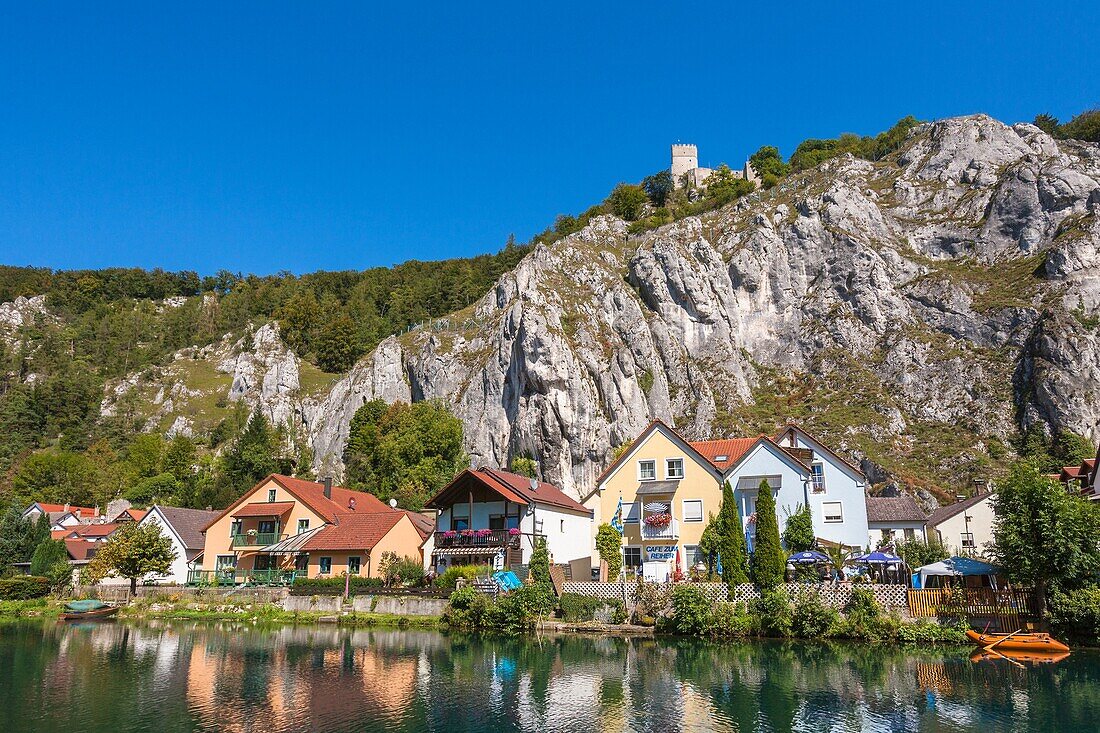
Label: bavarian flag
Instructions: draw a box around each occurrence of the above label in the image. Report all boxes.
[610,497,624,534]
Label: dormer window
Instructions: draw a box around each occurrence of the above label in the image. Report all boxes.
[666,458,684,480]
[638,460,656,481]
[268,489,277,502]
[715,455,728,462]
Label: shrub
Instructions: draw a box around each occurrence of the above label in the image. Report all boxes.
[707,601,753,637]
[667,585,712,635]
[378,552,425,587]
[781,504,815,553]
[749,480,785,589]
[529,537,552,593]
[750,588,792,637]
[791,589,839,638]
[1048,587,1100,644]
[444,586,490,629]
[595,524,623,581]
[633,580,672,624]
[0,576,50,600]
[557,592,624,623]
[434,564,493,589]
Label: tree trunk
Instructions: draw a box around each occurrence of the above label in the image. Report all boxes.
[130,576,137,596]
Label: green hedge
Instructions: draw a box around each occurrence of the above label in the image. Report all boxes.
[290,576,384,596]
[558,593,626,623]
[0,576,50,600]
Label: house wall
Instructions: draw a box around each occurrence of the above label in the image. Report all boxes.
[776,433,870,550]
[305,516,425,579]
[592,427,723,576]
[929,495,997,557]
[868,521,927,545]
[727,444,812,548]
[200,477,328,572]
[532,505,593,566]
[137,508,191,584]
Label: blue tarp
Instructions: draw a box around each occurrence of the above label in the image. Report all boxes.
[916,556,1001,588]
[493,571,523,591]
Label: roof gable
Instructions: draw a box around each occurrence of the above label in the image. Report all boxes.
[722,436,811,478]
[925,492,994,527]
[595,420,724,488]
[774,425,866,482]
[200,474,391,532]
[426,468,590,515]
[145,505,223,551]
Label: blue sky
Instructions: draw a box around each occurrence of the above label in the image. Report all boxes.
[1,2,1098,275]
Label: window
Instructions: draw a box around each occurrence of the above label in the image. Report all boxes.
[823,502,843,523]
[268,489,277,503]
[682,499,704,523]
[297,519,309,534]
[560,519,565,532]
[684,544,703,567]
[258,520,276,535]
[961,533,975,549]
[230,520,242,538]
[638,460,656,481]
[451,505,470,531]
[811,464,826,493]
[489,515,505,530]
[347,556,361,575]
[216,555,235,569]
[904,528,915,541]
[623,546,642,568]
[623,502,640,523]
[318,557,332,574]
[294,554,308,571]
[714,455,728,462]
[665,458,684,480]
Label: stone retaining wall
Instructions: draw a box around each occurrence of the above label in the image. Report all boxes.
[282,594,342,613]
[350,595,448,616]
[77,585,290,605]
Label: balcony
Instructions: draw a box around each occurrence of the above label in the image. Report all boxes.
[434,529,525,549]
[231,532,282,548]
[186,569,300,586]
[641,519,679,541]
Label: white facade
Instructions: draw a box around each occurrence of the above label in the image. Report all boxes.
[927,494,996,557]
[772,429,870,550]
[134,507,190,584]
[869,521,927,545]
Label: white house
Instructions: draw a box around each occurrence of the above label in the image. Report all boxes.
[425,468,593,580]
[22,502,100,529]
[865,495,927,546]
[135,505,222,584]
[925,492,996,557]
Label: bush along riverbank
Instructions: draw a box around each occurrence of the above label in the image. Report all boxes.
[443,584,966,643]
[662,585,967,643]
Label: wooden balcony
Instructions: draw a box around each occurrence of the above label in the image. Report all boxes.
[434,529,525,549]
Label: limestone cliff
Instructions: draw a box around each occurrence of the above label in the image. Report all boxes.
[102,115,1100,502]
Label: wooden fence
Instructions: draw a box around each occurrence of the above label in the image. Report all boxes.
[908,588,1039,631]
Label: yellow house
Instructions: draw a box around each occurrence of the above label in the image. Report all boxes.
[195,474,432,583]
[587,421,733,579]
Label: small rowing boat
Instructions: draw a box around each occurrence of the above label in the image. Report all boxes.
[965,629,1070,653]
[59,599,119,621]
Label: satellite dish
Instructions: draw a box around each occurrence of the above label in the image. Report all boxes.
[529,478,538,491]
[389,498,398,509]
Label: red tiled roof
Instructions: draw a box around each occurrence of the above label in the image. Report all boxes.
[71,523,121,538]
[403,511,435,540]
[64,539,98,562]
[122,509,149,522]
[201,474,391,532]
[480,468,590,514]
[689,437,761,470]
[231,501,296,518]
[51,529,76,540]
[302,512,405,551]
[31,503,98,517]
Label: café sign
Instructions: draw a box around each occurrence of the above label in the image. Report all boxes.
[646,545,677,561]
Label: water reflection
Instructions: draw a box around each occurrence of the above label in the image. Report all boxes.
[0,621,1097,732]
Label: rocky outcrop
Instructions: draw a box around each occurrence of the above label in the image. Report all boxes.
[99,114,1100,501]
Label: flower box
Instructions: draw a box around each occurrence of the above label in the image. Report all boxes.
[643,513,672,528]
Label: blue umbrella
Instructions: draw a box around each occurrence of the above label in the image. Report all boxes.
[853,550,902,564]
[788,550,830,564]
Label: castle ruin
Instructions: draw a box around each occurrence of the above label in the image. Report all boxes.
[671,143,758,189]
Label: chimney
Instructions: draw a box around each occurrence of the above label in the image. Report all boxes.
[75,509,81,519]
[323,476,333,500]
[205,506,212,511]
[64,503,70,512]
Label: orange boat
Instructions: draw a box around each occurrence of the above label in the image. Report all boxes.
[969,649,1070,665]
[965,629,1070,653]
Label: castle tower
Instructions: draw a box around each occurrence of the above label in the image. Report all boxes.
[671,144,698,182]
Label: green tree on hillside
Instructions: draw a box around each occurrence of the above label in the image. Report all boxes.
[750,479,785,589]
[509,456,537,478]
[314,314,361,373]
[749,146,790,188]
[605,183,648,221]
[717,481,749,587]
[343,399,466,511]
[222,410,282,493]
[642,170,674,207]
[10,451,97,508]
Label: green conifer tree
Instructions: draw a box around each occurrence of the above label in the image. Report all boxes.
[750,479,786,589]
[717,481,749,587]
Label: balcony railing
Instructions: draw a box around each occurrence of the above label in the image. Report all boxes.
[231,532,281,547]
[186,569,301,586]
[641,519,679,540]
[434,529,525,549]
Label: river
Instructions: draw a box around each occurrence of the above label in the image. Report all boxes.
[0,620,1096,732]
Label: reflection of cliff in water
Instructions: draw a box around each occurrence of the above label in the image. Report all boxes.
[1,622,1097,733]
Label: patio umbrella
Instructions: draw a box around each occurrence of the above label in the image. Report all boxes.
[675,547,682,578]
[788,550,830,564]
[852,550,902,564]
